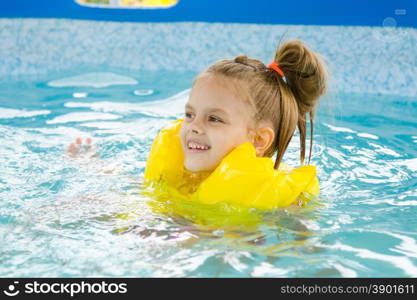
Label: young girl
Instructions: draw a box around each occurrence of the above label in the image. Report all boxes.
[181,41,326,170]
[143,39,327,211]
[69,40,327,213]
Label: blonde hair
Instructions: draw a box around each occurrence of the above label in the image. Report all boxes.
[196,40,327,169]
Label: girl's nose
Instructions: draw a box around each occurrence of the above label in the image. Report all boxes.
[189,119,204,134]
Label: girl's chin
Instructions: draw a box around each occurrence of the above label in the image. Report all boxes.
[184,162,215,173]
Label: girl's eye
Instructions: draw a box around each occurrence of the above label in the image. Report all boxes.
[185,112,194,119]
[209,115,223,123]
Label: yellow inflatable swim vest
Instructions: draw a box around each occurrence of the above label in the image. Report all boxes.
[143,119,319,214]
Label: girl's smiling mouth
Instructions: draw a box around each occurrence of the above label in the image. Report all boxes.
[186,139,211,152]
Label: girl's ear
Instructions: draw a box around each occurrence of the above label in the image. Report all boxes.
[253,127,275,156]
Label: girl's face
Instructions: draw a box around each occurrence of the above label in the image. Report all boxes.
[180,74,255,173]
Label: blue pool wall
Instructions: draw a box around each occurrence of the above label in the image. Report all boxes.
[0,1,416,97]
[1,0,417,27]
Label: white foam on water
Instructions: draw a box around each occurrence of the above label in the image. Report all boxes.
[64,88,190,117]
[404,158,417,172]
[368,142,402,157]
[46,112,121,124]
[73,92,88,98]
[78,122,127,129]
[223,251,251,273]
[333,264,357,277]
[357,133,379,140]
[391,158,417,173]
[251,262,289,277]
[0,107,50,119]
[34,126,86,137]
[388,232,417,259]
[322,122,357,133]
[319,241,417,277]
[133,89,154,96]
[47,72,138,88]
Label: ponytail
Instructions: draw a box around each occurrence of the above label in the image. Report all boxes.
[271,40,327,167]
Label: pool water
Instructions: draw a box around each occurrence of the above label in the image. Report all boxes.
[0,67,416,277]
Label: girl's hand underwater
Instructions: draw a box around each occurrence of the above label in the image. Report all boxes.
[65,137,124,175]
[66,137,97,159]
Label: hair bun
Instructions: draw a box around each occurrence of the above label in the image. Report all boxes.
[274,40,327,115]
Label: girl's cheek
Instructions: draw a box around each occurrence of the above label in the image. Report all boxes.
[179,125,186,140]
